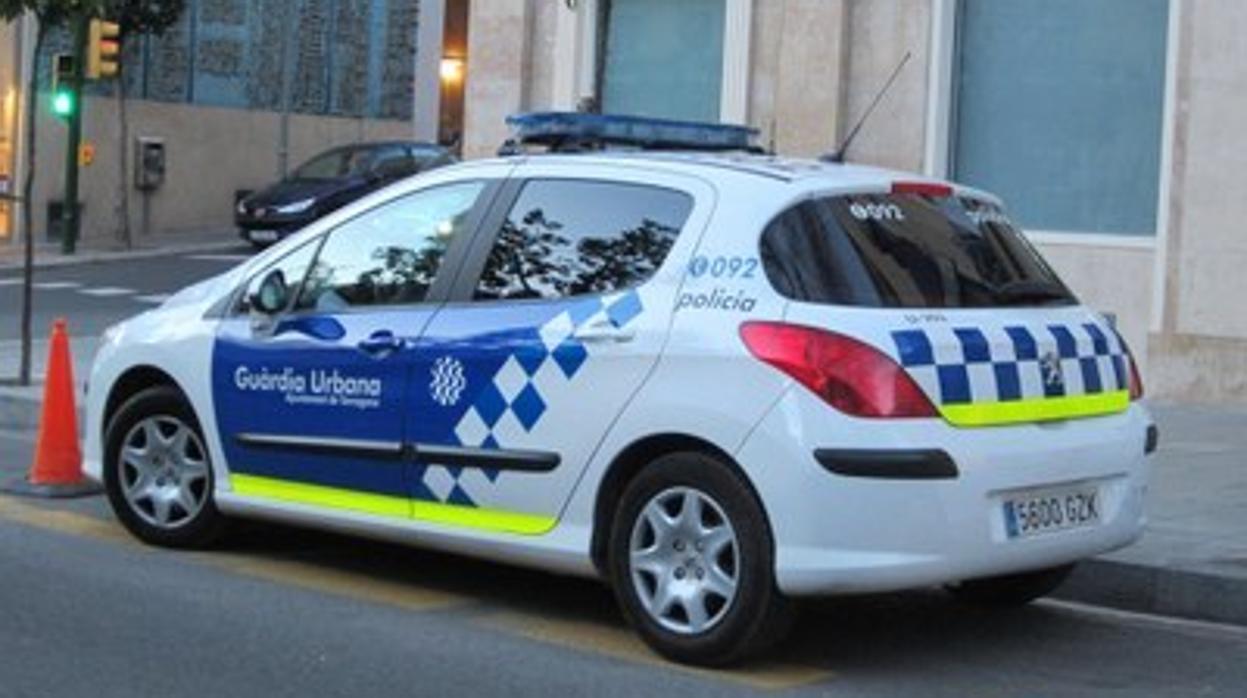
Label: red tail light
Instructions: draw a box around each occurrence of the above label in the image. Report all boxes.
[739,321,938,418]
[1128,353,1144,401]
[891,181,953,197]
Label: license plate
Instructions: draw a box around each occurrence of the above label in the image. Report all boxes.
[1002,484,1100,539]
[249,229,279,243]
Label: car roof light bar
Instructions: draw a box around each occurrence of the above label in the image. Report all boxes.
[502,112,762,155]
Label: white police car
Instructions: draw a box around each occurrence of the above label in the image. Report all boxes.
[85,114,1154,666]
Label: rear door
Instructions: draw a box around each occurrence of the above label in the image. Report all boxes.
[401,168,714,531]
[761,190,1132,426]
[213,178,497,513]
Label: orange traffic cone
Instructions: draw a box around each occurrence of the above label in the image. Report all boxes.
[2,319,99,498]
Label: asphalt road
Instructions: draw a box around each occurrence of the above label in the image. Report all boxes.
[1,432,1245,697]
[0,247,253,341]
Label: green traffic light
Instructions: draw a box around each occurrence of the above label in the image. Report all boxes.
[52,90,75,117]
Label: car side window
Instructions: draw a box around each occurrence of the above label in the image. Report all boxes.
[236,239,321,315]
[294,181,487,312]
[370,146,415,179]
[473,179,693,301]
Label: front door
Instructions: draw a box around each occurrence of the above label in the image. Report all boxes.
[403,175,706,531]
[213,180,493,516]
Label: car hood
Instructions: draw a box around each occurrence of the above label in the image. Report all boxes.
[245,177,360,208]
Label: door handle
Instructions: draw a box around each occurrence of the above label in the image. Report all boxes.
[357,331,405,357]
[572,321,636,344]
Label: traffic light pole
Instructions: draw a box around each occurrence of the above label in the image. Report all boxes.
[61,14,87,255]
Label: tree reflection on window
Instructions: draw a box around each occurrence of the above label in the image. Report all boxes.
[475,181,692,301]
[296,182,483,310]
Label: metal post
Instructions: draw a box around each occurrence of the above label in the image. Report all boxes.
[61,13,87,255]
[277,1,295,179]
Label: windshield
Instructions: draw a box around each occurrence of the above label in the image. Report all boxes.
[291,147,371,180]
[760,193,1077,308]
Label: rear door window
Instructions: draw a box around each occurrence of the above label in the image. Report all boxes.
[760,194,1075,308]
[473,179,693,301]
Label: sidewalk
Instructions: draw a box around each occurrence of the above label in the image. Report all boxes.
[0,345,1243,625]
[0,228,240,272]
[1053,403,1247,625]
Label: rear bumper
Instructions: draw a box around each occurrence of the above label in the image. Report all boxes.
[737,388,1152,596]
[235,216,311,243]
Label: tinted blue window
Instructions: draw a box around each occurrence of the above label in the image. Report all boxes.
[601,0,725,122]
[952,0,1169,235]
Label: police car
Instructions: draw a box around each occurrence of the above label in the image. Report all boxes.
[85,113,1154,666]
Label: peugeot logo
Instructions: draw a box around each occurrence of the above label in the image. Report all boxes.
[1040,351,1064,388]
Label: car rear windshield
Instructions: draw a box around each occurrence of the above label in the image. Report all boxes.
[759,194,1076,308]
[291,147,371,180]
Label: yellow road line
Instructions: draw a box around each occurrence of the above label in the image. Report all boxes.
[482,611,835,692]
[0,495,834,687]
[208,554,466,612]
[0,494,465,612]
[0,495,133,544]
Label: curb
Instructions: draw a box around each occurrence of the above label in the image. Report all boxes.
[1053,557,1247,627]
[0,239,244,273]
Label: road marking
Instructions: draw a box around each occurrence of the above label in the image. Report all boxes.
[78,286,137,297]
[1040,599,1247,641]
[186,253,251,262]
[0,428,37,443]
[482,611,834,691]
[0,496,133,544]
[0,278,23,287]
[0,494,468,614]
[135,294,172,305]
[209,554,468,612]
[34,281,83,290]
[0,494,833,684]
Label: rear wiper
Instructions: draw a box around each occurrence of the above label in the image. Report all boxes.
[994,280,1073,305]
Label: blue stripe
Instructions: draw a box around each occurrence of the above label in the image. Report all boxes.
[1080,357,1103,393]
[938,364,972,404]
[994,362,1022,401]
[1049,326,1079,359]
[893,330,935,367]
[1083,323,1110,355]
[954,328,991,363]
[1005,326,1038,360]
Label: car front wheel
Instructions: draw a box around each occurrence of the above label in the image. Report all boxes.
[103,386,227,548]
[608,452,791,666]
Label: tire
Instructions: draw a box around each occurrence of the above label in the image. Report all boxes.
[103,386,227,548]
[946,564,1076,607]
[607,452,792,666]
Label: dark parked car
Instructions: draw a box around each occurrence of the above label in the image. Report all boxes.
[235,141,455,247]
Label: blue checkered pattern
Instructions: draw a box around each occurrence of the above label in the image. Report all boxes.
[891,322,1128,406]
[414,290,645,507]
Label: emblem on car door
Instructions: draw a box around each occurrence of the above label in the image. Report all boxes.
[430,356,467,406]
[1040,351,1065,389]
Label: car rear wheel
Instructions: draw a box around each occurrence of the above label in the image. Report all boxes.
[608,452,791,666]
[104,386,227,548]
[946,564,1076,607]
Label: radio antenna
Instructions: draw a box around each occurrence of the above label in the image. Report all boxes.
[822,51,912,164]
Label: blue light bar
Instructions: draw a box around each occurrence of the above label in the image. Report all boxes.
[505,112,759,152]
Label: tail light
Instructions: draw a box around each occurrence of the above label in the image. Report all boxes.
[1127,353,1144,401]
[739,321,938,419]
[892,181,953,197]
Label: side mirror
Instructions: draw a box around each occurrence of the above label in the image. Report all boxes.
[249,269,290,316]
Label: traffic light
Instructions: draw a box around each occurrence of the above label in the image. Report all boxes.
[51,53,76,119]
[86,19,122,80]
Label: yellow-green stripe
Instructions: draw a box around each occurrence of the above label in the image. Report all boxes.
[940,390,1130,427]
[229,474,557,536]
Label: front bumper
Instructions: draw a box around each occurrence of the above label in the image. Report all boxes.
[737,388,1152,596]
